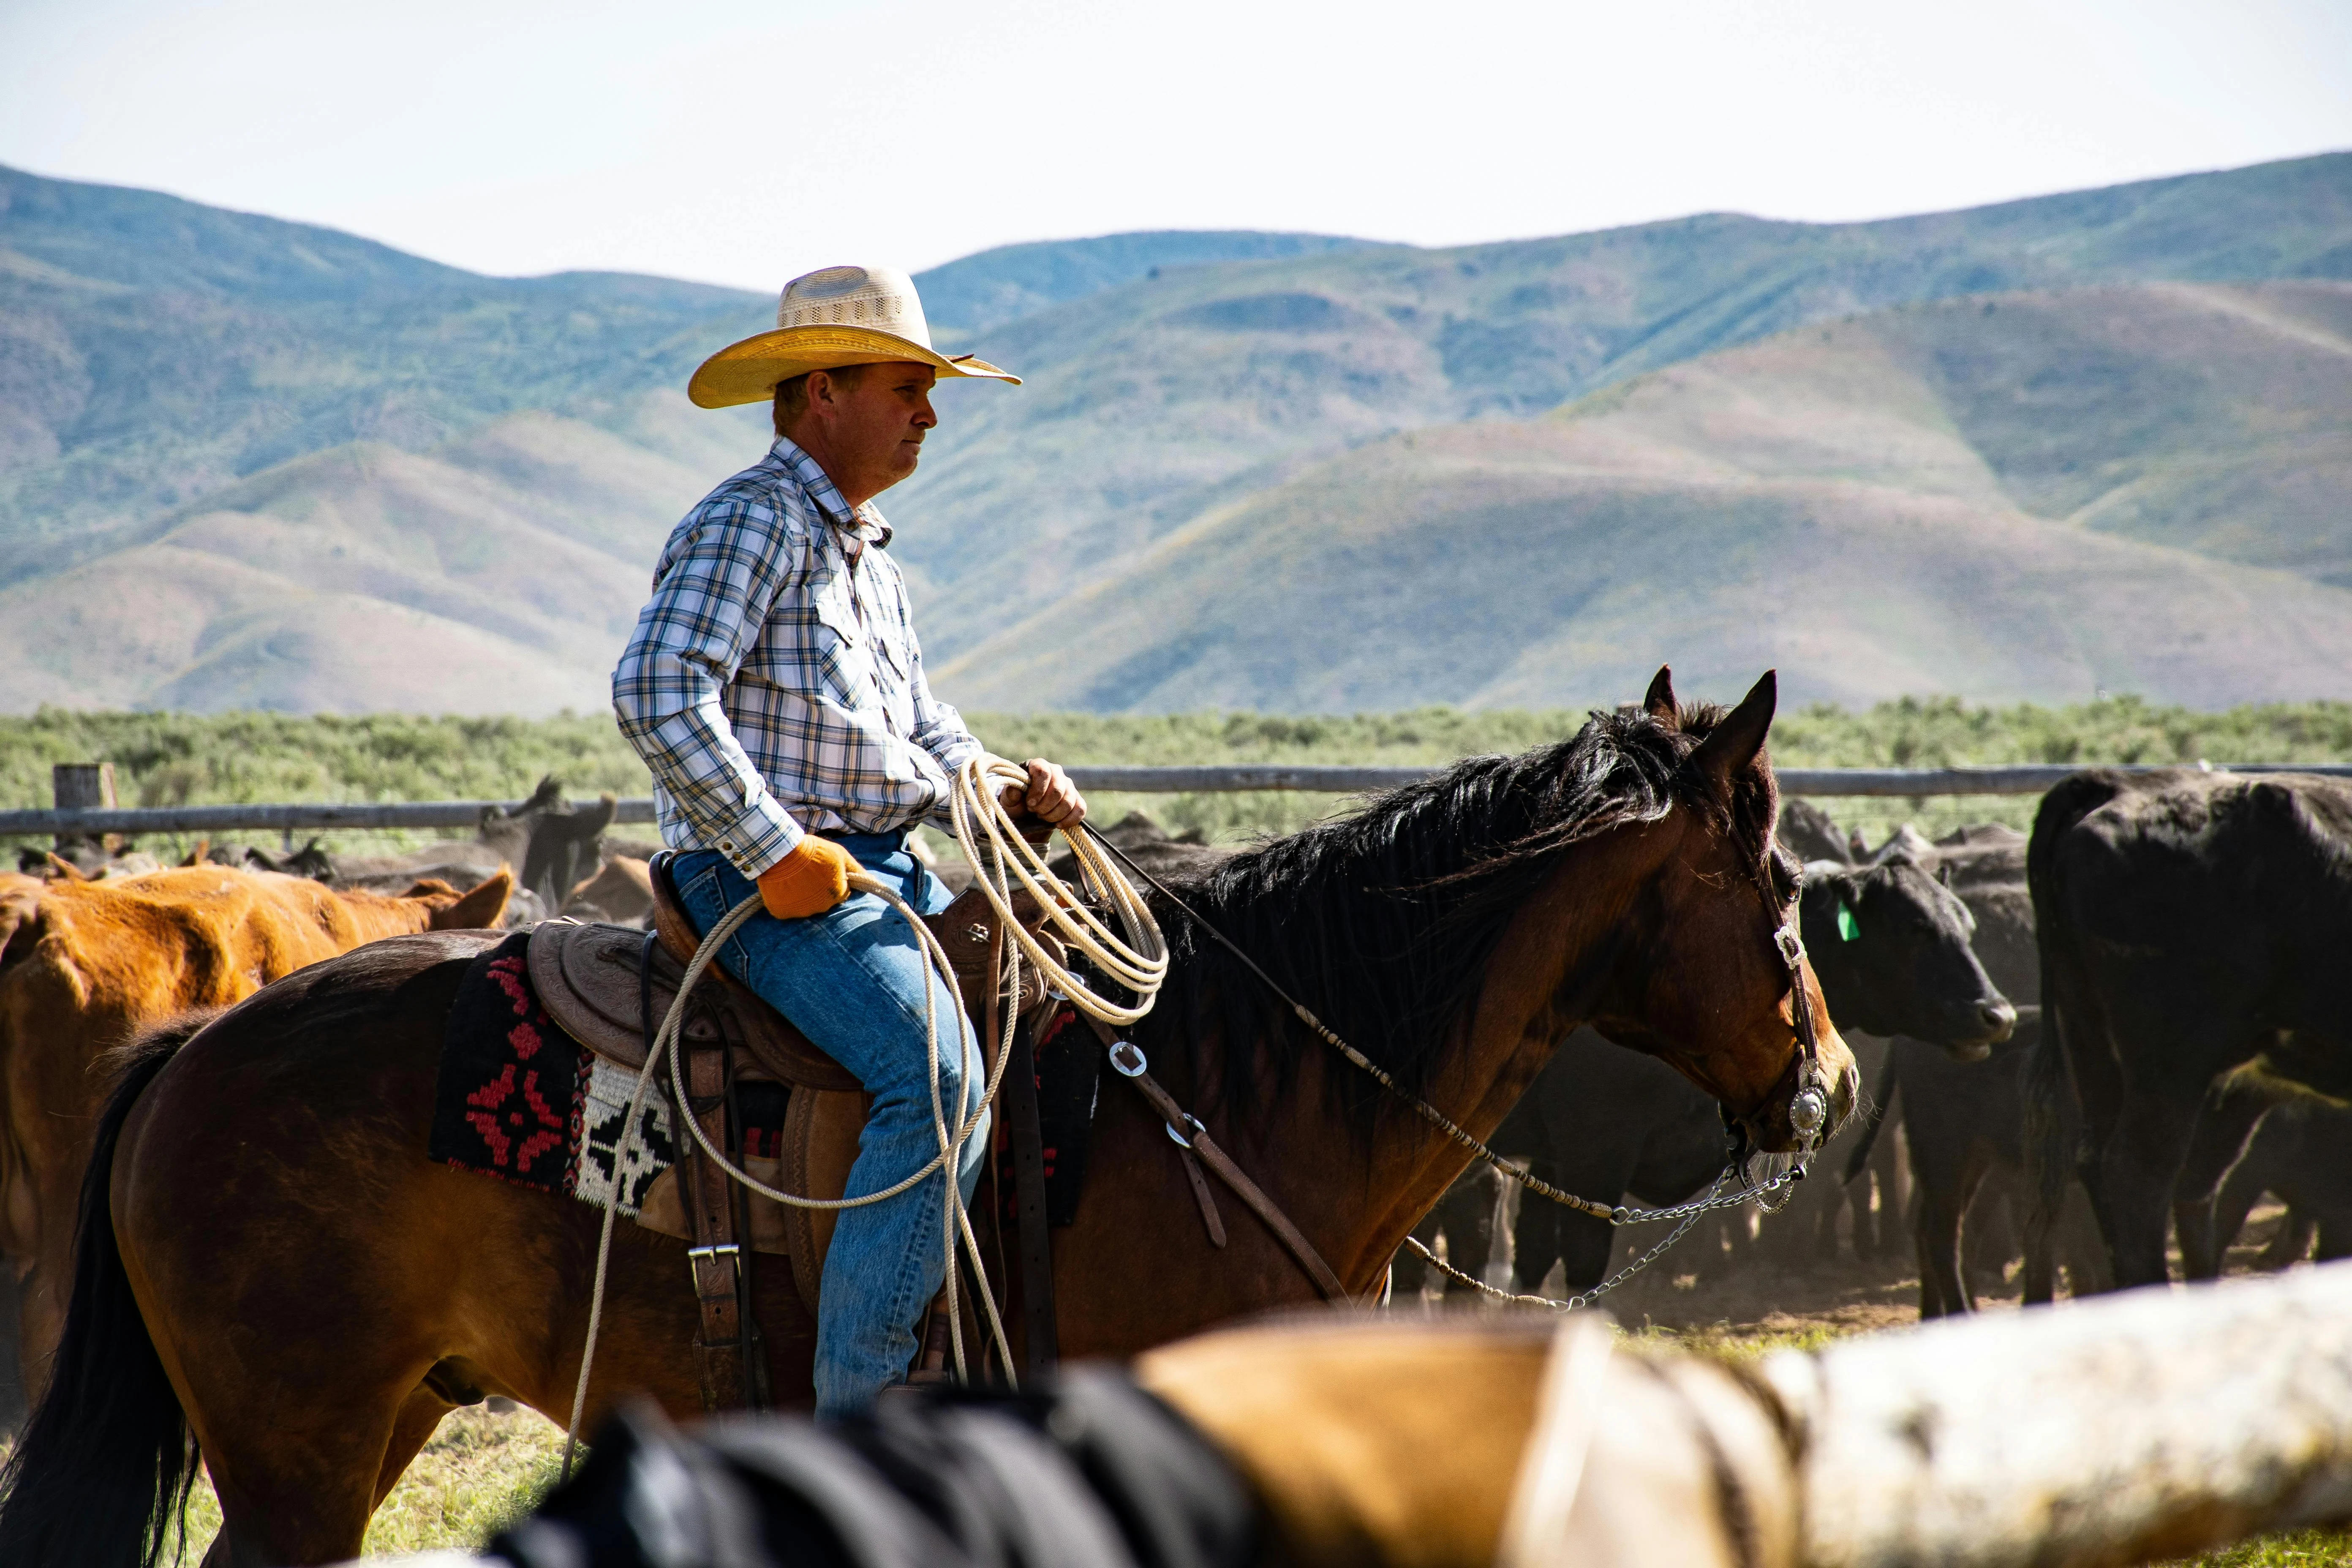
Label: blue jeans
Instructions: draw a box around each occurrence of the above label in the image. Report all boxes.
[670,837,988,1418]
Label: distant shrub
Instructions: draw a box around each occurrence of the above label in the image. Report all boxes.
[6,697,2348,851]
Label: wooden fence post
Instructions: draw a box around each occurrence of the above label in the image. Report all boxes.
[52,762,118,856]
[51,763,116,812]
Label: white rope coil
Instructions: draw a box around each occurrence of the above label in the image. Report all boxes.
[947,755,1167,1024]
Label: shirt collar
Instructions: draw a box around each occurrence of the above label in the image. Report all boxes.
[768,437,892,548]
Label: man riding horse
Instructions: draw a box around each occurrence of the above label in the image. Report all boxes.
[611,264,1086,1418]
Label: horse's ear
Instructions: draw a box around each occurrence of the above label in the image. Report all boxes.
[1643,665,1677,721]
[1688,670,1777,789]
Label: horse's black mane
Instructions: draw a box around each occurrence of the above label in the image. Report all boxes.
[1133,702,1778,1121]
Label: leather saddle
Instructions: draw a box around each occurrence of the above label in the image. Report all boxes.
[530,906,857,1091]
[531,852,1060,1088]
[528,849,1069,1298]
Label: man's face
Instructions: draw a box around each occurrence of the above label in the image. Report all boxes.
[808,362,937,502]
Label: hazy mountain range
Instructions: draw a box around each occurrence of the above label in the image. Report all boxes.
[0,153,2347,713]
[941,281,2352,710]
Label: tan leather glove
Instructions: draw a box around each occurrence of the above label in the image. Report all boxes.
[755,836,856,920]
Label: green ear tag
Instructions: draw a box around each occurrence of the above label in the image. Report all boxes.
[1837,901,1861,942]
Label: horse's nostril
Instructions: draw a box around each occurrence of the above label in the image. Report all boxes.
[1982,1000,2016,1028]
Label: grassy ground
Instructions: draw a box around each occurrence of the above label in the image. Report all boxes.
[173,1404,567,1559]
[7,697,2352,860]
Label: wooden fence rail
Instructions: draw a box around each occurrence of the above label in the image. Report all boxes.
[5,762,2352,838]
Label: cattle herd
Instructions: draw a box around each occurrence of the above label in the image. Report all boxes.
[24,773,656,926]
[1396,774,2352,1325]
[5,763,2348,1370]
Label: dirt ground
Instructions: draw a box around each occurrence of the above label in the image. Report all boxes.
[1403,1189,2307,1347]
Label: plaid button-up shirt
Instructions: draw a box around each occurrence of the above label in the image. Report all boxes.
[612,438,985,878]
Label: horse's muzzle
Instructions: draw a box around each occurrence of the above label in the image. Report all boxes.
[1745,1024,1859,1154]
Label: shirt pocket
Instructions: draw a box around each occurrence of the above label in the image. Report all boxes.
[870,624,916,731]
[809,580,874,709]
[870,621,911,685]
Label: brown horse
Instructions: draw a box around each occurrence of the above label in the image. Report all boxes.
[0,866,512,1407]
[0,669,1854,1568]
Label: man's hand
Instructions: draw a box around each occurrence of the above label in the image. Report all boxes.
[1000,757,1088,831]
[756,836,857,919]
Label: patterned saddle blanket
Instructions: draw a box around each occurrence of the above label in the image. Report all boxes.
[429,922,1113,1306]
[428,929,807,1235]
[430,929,698,1217]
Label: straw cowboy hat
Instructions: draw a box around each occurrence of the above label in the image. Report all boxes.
[687,263,1020,408]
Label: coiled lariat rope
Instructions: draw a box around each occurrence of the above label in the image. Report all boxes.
[562,757,1168,1476]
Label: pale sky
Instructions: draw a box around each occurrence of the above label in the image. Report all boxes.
[3,0,2347,291]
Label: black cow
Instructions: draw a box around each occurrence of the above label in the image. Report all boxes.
[2166,1068,2283,1281]
[1876,1014,2112,1314]
[1862,826,2038,1313]
[1778,799,1853,865]
[1503,852,2013,1295]
[1809,829,2030,1263]
[1802,856,2018,1055]
[2205,1099,2352,1270]
[477,775,618,915]
[1840,822,2132,1315]
[2174,1072,2352,1279]
[2025,769,2352,1295]
[1750,829,2039,1269]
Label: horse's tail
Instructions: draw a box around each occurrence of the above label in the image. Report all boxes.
[1841,1050,1897,1187]
[0,1013,211,1568]
[2020,772,2121,1298]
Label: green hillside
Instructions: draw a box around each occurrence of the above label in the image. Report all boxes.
[891,154,2352,656]
[917,230,1372,346]
[3,154,2349,714]
[936,280,2352,710]
[0,165,768,563]
[0,168,1352,569]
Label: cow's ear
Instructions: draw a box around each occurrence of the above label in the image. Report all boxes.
[0,881,44,970]
[1689,671,1777,789]
[430,869,512,931]
[1938,862,1954,888]
[1643,666,1677,721]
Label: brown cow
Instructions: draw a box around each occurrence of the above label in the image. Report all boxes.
[0,865,510,1407]
[564,855,653,925]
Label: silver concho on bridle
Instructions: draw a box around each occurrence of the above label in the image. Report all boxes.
[1775,919,1829,1146]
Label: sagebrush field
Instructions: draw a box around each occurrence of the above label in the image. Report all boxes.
[8,696,2352,856]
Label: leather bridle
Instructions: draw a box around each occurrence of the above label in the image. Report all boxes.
[1772,911,1831,1151]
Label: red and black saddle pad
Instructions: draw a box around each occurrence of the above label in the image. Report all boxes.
[430,930,589,1193]
[429,928,785,1214]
